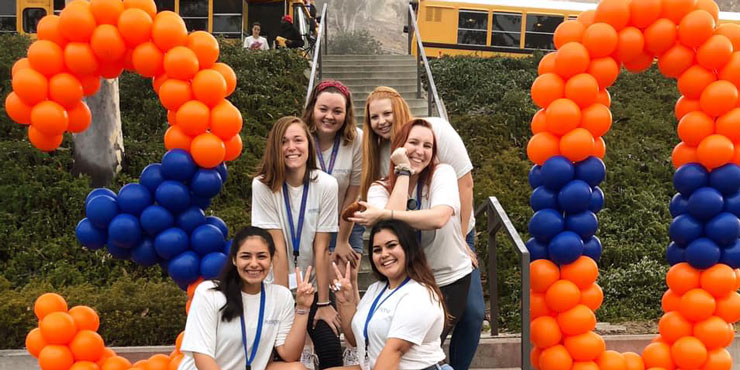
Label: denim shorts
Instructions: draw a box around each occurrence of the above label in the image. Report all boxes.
[328,223,365,254]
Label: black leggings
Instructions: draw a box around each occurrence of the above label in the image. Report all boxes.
[307,292,343,369]
[439,272,472,344]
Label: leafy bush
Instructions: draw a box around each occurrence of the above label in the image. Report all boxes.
[329,30,384,55]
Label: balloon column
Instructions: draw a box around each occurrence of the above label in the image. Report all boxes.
[527,0,740,368]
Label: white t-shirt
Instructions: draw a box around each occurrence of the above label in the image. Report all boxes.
[179,280,294,370]
[251,170,339,283]
[367,164,472,287]
[379,117,475,233]
[316,128,363,212]
[244,36,269,50]
[350,280,446,370]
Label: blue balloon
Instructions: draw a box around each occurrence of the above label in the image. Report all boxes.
[85,188,116,207]
[191,224,226,256]
[131,238,159,266]
[191,195,212,210]
[530,186,558,211]
[168,250,201,286]
[106,243,132,259]
[525,238,549,261]
[575,156,606,187]
[548,231,584,265]
[669,193,689,218]
[685,237,721,269]
[223,239,233,255]
[710,163,740,195]
[140,205,175,236]
[674,163,708,196]
[666,242,685,265]
[558,180,592,213]
[108,214,141,248]
[528,209,564,243]
[201,252,228,279]
[206,216,228,238]
[724,191,740,217]
[688,187,724,221]
[582,236,602,262]
[118,183,153,216]
[191,169,223,198]
[161,149,197,182]
[154,227,189,259]
[86,195,119,229]
[140,163,165,194]
[565,211,598,239]
[155,180,191,213]
[529,165,543,189]
[590,187,604,213]
[541,156,575,191]
[216,163,228,183]
[75,218,106,250]
[669,214,704,246]
[705,212,740,246]
[177,206,206,233]
[721,239,740,268]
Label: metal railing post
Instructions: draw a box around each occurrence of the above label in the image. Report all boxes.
[416,53,421,99]
[324,9,328,55]
[305,4,327,107]
[407,8,412,55]
[487,204,500,336]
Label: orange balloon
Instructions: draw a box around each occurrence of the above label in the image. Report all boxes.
[593,136,606,158]
[666,262,701,295]
[176,100,210,136]
[678,66,716,100]
[90,24,126,62]
[531,109,547,134]
[697,35,733,71]
[657,44,694,78]
[90,0,125,25]
[151,12,187,52]
[629,0,662,28]
[700,264,736,298]
[70,330,105,362]
[593,0,630,30]
[565,74,599,108]
[644,18,677,56]
[703,348,732,370]
[12,58,31,77]
[554,20,585,49]
[623,52,653,73]
[132,41,164,78]
[123,0,157,19]
[210,100,243,140]
[677,111,714,146]
[672,142,699,168]
[693,316,733,350]
[186,298,192,314]
[539,345,573,370]
[587,57,619,90]
[28,40,65,77]
[164,125,192,151]
[697,134,734,170]
[168,354,183,370]
[144,354,169,370]
[557,304,596,336]
[696,0,720,22]
[39,345,75,370]
[623,351,645,370]
[26,327,48,358]
[99,60,124,79]
[28,126,64,152]
[596,350,627,370]
[678,10,716,48]
[163,46,199,80]
[545,98,581,135]
[167,109,177,126]
[578,10,596,27]
[187,31,219,69]
[719,51,740,88]
[530,316,562,348]
[531,291,554,319]
[615,27,645,64]
[700,80,738,117]
[59,1,97,42]
[555,42,591,79]
[5,92,33,124]
[538,52,557,75]
[65,43,100,76]
[37,15,67,47]
[66,101,91,133]
[735,269,740,290]
[13,68,49,105]
[531,73,565,109]
[192,70,228,107]
[582,23,618,58]
[580,104,612,137]
[560,256,598,290]
[212,63,237,97]
[671,336,707,368]
[152,74,169,94]
[175,331,185,352]
[530,259,561,293]
[32,101,69,136]
[564,331,605,361]
[714,291,740,323]
[662,289,682,312]
[715,23,740,51]
[117,8,153,47]
[560,128,595,162]
[641,341,673,369]
[527,132,560,165]
[49,73,84,109]
[159,79,193,111]
[716,108,740,143]
[68,306,99,332]
[70,361,100,370]
[80,75,101,97]
[531,346,542,369]
[40,311,77,345]
[663,0,699,24]
[658,311,692,343]
[675,96,701,120]
[101,356,132,370]
[679,288,716,322]
[580,283,603,311]
[545,279,581,313]
[191,133,226,168]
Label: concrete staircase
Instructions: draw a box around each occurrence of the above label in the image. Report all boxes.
[320,54,429,122]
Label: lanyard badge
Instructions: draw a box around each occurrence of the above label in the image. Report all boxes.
[240,282,266,370]
[283,180,310,266]
[362,277,412,361]
[315,134,341,175]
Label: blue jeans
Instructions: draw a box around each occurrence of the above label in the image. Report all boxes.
[448,230,485,370]
[328,223,365,253]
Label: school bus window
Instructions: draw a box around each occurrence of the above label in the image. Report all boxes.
[491,12,521,48]
[524,14,563,50]
[154,0,175,12]
[23,8,46,34]
[0,1,14,33]
[457,10,487,46]
[54,0,64,15]
[568,15,578,21]
[180,0,208,31]
[213,0,242,38]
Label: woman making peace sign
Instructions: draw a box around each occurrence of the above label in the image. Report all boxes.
[179,226,314,370]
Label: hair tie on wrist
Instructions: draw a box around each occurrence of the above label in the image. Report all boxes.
[316,301,331,307]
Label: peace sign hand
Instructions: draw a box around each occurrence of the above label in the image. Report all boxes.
[331,261,354,306]
[295,266,315,309]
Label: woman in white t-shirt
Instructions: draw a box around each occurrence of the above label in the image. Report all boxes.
[251,116,343,369]
[351,119,473,345]
[244,22,269,51]
[330,219,447,370]
[179,226,314,370]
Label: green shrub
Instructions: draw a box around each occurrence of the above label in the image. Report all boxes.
[329,30,384,55]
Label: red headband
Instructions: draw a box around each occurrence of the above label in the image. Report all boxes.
[316,80,350,100]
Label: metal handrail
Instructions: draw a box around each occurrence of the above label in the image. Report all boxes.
[407,4,448,121]
[474,196,531,370]
[305,4,328,107]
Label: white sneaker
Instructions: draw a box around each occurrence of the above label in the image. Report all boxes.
[301,345,318,370]
[343,346,360,366]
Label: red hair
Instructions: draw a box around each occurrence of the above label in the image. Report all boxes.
[384,119,438,198]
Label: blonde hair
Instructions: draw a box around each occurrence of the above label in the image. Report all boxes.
[254,116,318,192]
[360,86,413,200]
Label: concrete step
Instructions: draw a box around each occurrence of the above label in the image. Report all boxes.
[324,70,420,79]
[338,77,419,85]
[323,54,416,62]
[345,84,420,95]
[321,65,418,73]
[352,90,421,102]
[322,61,418,69]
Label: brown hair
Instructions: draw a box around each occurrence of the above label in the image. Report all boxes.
[383,119,438,198]
[360,86,413,199]
[254,116,318,192]
[302,80,357,146]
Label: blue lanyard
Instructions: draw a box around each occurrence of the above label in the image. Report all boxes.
[239,282,265,370]
[283,180,310,265]
[315,134,341,175]
[363,277,412,358]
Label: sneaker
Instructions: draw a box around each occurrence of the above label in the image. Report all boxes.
[300,345,318,370]
[343,346,360,366]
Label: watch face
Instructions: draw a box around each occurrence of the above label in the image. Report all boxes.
[406,198,418,210]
